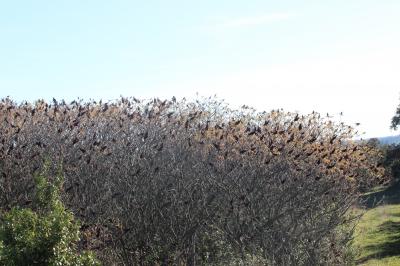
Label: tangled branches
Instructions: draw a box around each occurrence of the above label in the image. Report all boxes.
[0,96,385,265]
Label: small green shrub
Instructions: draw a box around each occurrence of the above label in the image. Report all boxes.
[0,167,99,266]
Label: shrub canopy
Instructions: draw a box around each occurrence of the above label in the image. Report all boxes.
[0,96,385,265]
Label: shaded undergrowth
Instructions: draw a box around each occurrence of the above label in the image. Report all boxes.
[360,180,400,209]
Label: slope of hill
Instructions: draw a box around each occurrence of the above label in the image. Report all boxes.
[354,182,400,265]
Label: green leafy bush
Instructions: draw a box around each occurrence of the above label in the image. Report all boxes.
[0,167,99,266]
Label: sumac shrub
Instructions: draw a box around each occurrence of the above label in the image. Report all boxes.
[0,96,385,265]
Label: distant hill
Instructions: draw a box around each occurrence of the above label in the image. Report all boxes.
[378,135,400,145]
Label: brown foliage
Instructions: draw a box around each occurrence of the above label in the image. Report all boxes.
[0,96,385,265]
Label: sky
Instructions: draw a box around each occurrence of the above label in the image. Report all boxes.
[1,1,400,138]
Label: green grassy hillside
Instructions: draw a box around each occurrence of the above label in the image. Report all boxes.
[354,182,400,265]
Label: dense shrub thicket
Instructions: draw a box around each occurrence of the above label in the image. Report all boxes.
[0,96,385,265]
[365,138,399,183]
[383,144,400,181]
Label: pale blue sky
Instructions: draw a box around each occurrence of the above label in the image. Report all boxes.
[1,1,400,137]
